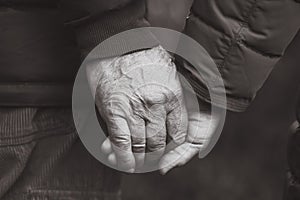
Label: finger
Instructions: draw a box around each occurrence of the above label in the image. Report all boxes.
[159,111,216,174]
[182,87,212,147]
[101,137,113,155]
[108,153,117,166]
[166,94,188,145]
[129,116,146,169]
[107,115,135,173]
[145,105,167,164]
[185,111,212,145]
[145,123,167,164]
[159,142,200,175]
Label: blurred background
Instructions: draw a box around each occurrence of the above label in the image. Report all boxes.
[122,28,300,200]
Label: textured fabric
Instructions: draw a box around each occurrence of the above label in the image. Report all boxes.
[0,84,74,107]
[2,0,299,110]
[64,0,159,58]
[183,0,300,112]
[0,0,158,106]
[0,108,121,200]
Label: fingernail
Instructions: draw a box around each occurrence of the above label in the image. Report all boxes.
[128,168,135,173]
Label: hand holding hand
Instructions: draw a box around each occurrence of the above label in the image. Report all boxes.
[87,46,188,173]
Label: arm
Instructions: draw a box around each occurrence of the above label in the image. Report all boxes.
[182,0,300,112]
[160,0,300,174]
[59,0,193,173]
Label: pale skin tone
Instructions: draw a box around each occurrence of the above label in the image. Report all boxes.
[87,46,219,174]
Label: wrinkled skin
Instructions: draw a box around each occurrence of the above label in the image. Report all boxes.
[87,46,219,173]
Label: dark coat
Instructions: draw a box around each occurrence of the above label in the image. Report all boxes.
[0,0,299,111]
[0,1,299,199]
[183,0,300,112]
[0,0,150,106]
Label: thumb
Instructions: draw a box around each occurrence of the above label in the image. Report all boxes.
[159,111,216,175]
[159,142,201,175]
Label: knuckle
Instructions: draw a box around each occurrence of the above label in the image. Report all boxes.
[147,135,166,151]
[167,119,181,133]
[110,135,131,151]
[172,133,186,144]
[131,137,146,146]
[146,122,166,138]
[187,134,210,146]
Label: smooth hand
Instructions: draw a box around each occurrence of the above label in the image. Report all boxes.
[159,88,220,174]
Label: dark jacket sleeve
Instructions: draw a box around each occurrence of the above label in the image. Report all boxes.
[181,0,300,112]
[59,0,159,59]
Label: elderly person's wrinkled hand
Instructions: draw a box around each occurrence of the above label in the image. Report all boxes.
[87,46,220,174]
[87,46,188,173]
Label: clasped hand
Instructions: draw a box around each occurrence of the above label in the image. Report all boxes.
[87,46,218,174]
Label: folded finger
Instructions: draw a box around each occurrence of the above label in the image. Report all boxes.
[166,95,188,145]
[107,115,135,173]
[129,116,146,169]
[159,142,200,175]
[145,105,167,165]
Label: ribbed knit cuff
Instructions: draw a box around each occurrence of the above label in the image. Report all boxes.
[72,0,160,59]
[177,61,251,113]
